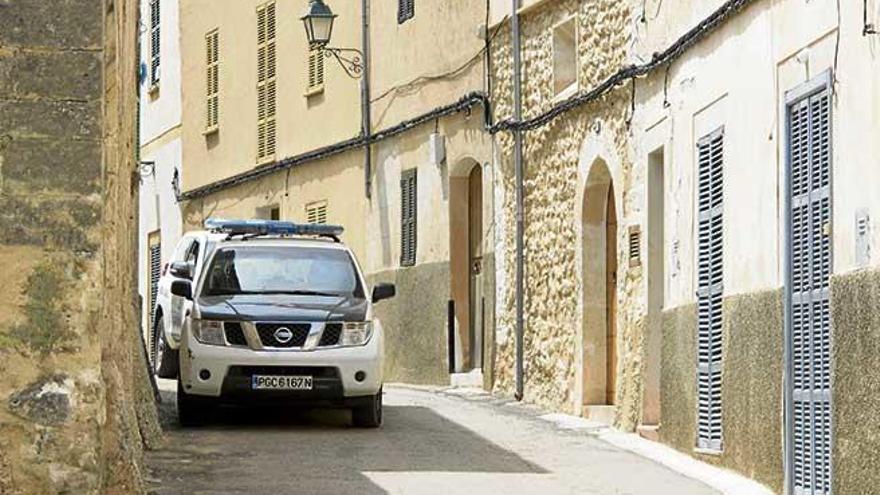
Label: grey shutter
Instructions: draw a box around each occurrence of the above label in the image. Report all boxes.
[400,169,417,266]
[150,0,161,85]
[696,128,724,452]
[788,82,832,495]
[149,240,161,334]
[398,0,415,24]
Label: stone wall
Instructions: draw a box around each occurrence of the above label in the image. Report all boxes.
[831,268,880,495]
[367,262,452,386]
[660,291,784,494]
[0,0,160,493]
[490,0,644,427]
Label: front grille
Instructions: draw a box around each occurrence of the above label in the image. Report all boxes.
[224,322,248,346]
[256,323,310,348]
[319,323,342,346]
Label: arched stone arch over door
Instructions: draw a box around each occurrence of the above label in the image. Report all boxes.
[449,157,486,374]
[574,136,625,423]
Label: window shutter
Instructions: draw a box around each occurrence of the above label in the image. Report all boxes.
[150,0,161,85]
[400,169,417,266]
[398,0,415,24]
[788,83,833,495]
[147,232,162,342]
[696,128,724,452]
[256,2,277,161]
[308,44,324,92]
[206,30,219,129]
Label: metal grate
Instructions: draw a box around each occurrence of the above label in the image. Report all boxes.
[148,233,161,327]
[224,322,248,346]
[256,323,310,348]
[256,1,277,161]
[400,169,418,266]
[787,79,833,495]
[319,323,342,346]
[696,128,724,452]
[149,0,161,85]
[398,0,415,24]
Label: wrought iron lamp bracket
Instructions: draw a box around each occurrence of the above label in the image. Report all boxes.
[323,47,364,79]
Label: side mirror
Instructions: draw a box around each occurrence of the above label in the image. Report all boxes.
[170,280,193,300]
[169,261,194,280]
[371,283,396,304]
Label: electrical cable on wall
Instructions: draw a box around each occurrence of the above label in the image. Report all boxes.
[178,0,760,202]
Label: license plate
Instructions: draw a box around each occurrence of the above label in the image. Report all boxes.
[251,375,313,391]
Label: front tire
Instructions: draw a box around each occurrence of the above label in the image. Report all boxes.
[177,379,213,427]
[153,314,179,379]
[352,389,383,428]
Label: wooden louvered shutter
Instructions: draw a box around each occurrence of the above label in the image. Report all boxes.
[400,169,417,266]
[308,44,324,92]
[206,30,219,129]
[150,0,161,84]
[257,2,277,161]
[696,128,724,452]
[147,232,162,332]
[398,0,415,24]
[787,79,833,495]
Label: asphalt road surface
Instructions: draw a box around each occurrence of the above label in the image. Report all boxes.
[146,383,719,495]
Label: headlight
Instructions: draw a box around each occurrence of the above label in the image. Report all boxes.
[341,321,373,346]
[193,320,225,346]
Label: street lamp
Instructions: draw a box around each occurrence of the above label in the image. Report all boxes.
[300,0,364,78]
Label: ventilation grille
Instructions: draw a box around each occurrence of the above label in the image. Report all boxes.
[306,201,328,225]
[628,225,642,267]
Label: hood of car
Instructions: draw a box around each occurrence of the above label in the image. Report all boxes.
[197,294,368,322]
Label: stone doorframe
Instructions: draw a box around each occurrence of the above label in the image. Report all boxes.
[574,134,625,417]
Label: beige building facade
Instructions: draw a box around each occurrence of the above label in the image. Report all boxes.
[178,0,496,385]
[489,0,880,494]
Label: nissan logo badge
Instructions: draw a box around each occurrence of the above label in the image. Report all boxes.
[274,327,294,344]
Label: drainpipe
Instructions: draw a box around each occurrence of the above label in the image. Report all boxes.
[511,0,525,401]
[361,0,372,199]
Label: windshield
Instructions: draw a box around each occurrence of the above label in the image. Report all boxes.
[202,246,363,298]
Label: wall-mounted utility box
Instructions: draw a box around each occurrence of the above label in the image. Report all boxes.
[429,132,446,166]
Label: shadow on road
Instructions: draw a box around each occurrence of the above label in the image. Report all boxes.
[147,389,545,494]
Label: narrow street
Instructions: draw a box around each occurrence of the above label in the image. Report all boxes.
[146,383,718,495]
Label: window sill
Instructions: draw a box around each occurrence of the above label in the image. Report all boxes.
[202,126,219,137]
[552,83,578,103]
[305,85,324,98]
[256,156,276,167]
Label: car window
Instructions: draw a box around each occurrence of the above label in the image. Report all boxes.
[185,240,201,267]
[172,238,192,261]
[202,246,364,298]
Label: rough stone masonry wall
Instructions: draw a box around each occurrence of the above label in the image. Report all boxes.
[491,0,646,428]
[0,1,160,493]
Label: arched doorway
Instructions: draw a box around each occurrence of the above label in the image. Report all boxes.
[449,159,484,374]
[581,158,619,417]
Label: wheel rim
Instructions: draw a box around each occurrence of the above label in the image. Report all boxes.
[155,330,165,372]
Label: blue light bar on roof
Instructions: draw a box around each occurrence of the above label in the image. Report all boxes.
[205,218,344,237]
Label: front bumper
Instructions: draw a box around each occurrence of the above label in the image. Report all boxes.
[180,326,384,401]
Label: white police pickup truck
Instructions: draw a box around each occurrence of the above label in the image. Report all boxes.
[151,219,395,427]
